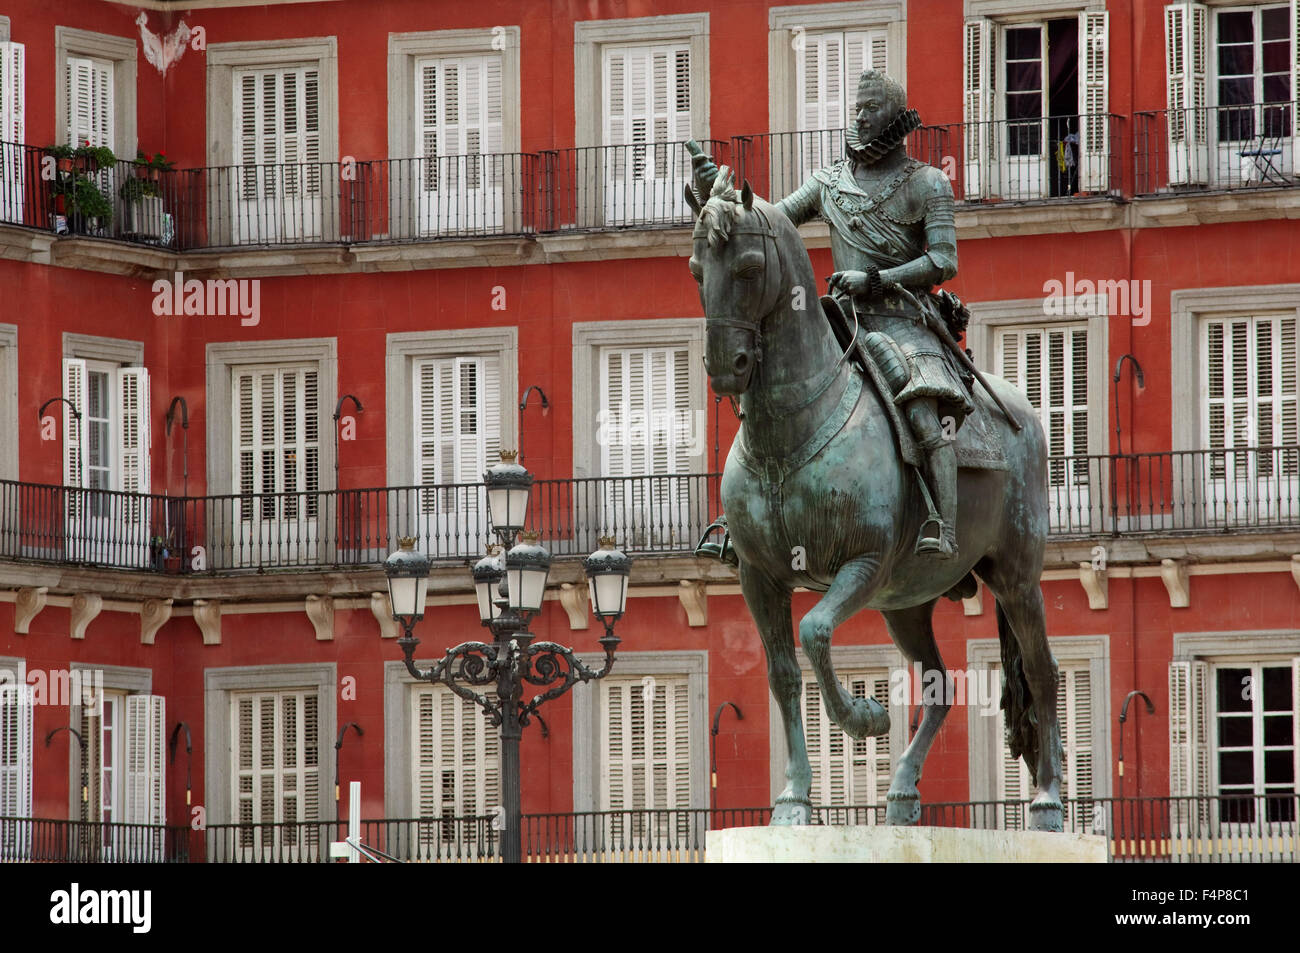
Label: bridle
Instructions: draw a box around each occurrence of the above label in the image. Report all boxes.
[698,203,849,417]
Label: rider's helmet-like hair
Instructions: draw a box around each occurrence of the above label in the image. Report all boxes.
[856,69,907,120]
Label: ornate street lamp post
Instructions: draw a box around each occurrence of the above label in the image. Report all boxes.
[385,451,633,863]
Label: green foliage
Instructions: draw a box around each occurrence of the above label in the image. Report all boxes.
[120,176,162,201]
[53,172,113,223]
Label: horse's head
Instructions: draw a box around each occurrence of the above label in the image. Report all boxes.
[686,168,783,397]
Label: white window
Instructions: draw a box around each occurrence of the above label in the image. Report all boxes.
[411,686,499,835]
[997,661,1096,824]
[1165,1,1298,186]
[600,42,693,225]
[995,324,1091,529]
[965,11,1109,199]
[66,55,113,149]
[231,688,320,860]
[80,691,166,826]
[0,680,33,819]
[412,354,500,556]
[1171,655,1299,857]
[599,674,693,813]
[232,363,321,566]
[413,54,504,234]
[803,669,892,818]
[62,357,151,566]
[1200,312,1299,522]
[599,345,693,549]
[0,39,26,224]
[232,65,323,243]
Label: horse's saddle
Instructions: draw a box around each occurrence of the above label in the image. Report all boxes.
[822,296,1008,472]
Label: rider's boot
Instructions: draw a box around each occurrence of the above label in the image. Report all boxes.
[907,401,958,559]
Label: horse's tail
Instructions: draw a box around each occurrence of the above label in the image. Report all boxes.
[995,600,1039,786]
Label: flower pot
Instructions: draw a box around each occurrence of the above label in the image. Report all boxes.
[148,168,162,183]
[56,157,74,174]
[163,554,183,574]
[135,164,149,180]
[122,195,165,240]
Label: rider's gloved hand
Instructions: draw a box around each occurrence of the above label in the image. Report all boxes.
[686,140,718,198]
[828,266,884,301]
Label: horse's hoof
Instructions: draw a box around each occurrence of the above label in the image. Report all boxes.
[770,799,812,826]
[885,791,921,826]
[1028,797,1064,832]
[840,695,890,740]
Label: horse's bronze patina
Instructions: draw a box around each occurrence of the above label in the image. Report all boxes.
[686,170,1064,830]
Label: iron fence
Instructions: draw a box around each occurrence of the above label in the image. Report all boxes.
[7,794,1293,862]
[1136,100,1297,195]
[6,449,1300,573]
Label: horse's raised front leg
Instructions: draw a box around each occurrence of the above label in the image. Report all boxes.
[798,554,889,741]
[880,600,947,825]
[738,562,810,825]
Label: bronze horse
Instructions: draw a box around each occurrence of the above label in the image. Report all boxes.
[686,172,1064,830]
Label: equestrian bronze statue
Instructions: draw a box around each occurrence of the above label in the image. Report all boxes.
[686,70,1063,830]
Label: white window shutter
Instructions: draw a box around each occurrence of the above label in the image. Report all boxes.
[116,367,150,496]
[66,56,93,146]
[232,690,320,833]
[1164,3,1209,185]
[79,700,103,822]
[844,29,888,82]
[963,18,998,198]
[1169,660,1211,811]
[805,671,891,808]
[798,32,842,132]
[413,686,499,819]
[995,325,1089,469]
[124,694,165,826]
[0,683,33,819]
[1077,11,1109,192]
[0,41,23,143]
[600,675,692,811]
[63,358,88,495]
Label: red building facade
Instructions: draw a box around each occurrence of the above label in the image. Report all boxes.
[0,0,1297,860]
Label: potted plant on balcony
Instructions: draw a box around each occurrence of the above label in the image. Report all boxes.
[73,142,117,175]
[119,174,165,240]
[51,169,113,235]
[44,143,75,175]
[137,150,174,183]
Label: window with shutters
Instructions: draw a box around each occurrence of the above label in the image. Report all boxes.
[1170,643,1299,858]
[411,685,499,849]
[1200,312,1299,522]
[54,28,135,159]
[599,345,695,550]
[0,675,33,817]
[80,691,166,829]
[231,688,321,860]
[62,355,151,566]
[0,38,26,226]
[964,10,1109,199]
[232,363,322,566]
[995,323,1091,529]
[803,670,893,820]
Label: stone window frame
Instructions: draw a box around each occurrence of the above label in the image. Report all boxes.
[203,662,337,827]
[766,642,909,802]
[966,634,1112,802]
[963,0,1105,18]
[571,649,709,813]
[67,662,151,821]
[54,26,138,158]
[0,16,10,42]
[384,327,519,487]
[63,332,144,366]
[767,1,908,134]
[204,337,338,497]
[205,37,340,170]
[571,317,707,481]
[573,13,710,148]
[0,324,16,481]
[386,28,522,163]
[0,656,24,686]
[1170,284,1300,452]
[966,295,1110,456]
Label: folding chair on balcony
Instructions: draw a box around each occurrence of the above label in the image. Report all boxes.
[1238,130,1288,185]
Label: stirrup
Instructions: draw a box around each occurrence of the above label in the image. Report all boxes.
[915,518,956,559]
[696,515,738,567]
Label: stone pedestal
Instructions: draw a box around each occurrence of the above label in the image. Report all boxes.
[706,825,1107,863]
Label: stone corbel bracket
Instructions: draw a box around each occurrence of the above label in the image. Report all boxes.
[1160,558,1190,608]
[140,598,174,645]
[678,580,707,627]
[14,586,49,634]
[69,593,104,640]
[559,582,589,630]
[370,592,400,640]
[1078,562,1108,610]
[193,599,222,645]
[306,595,334,641]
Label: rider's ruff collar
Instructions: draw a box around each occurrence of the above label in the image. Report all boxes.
[846,108,922,165]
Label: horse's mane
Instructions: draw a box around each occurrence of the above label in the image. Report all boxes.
[696,165,745,251]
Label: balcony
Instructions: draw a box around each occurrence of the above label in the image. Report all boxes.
[5,794,1295,862]
[1136,100,1298,195]
[2,448,1300,576]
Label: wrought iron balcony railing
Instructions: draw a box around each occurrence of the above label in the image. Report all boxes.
[1136,100,1298,195]
[4,448,1300,574]
[6,794,1294,862]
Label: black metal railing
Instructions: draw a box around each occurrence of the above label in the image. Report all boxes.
[6,448,1300,573]
[0,817,189,862]
[9,795,1292,862]
[1136,101,1297,195]
[730,116,1124,205]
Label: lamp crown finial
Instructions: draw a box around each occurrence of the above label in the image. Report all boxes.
[599,535,618,549]
[398,536,418,550]
[499,449,518,462]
